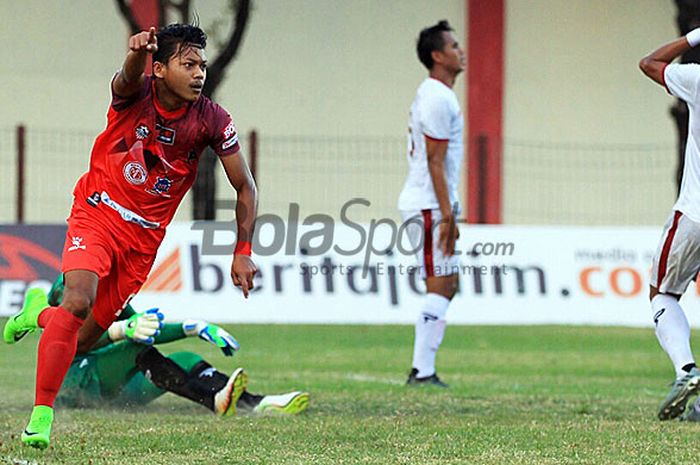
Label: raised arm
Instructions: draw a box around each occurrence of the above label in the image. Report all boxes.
[220,151,258,298]
[113,26,158,98]
[639,30,700,85]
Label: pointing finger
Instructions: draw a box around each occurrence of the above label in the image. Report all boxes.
[239,274,250,298]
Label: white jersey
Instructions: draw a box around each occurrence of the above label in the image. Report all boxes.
[398,78,464,212]
[664,63,700,222]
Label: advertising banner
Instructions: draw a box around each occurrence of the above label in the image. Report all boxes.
[2,222,698,327]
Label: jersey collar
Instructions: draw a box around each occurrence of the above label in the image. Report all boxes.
[152,80,189,120]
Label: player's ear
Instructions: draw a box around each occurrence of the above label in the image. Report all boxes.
[431,49,443,67]
[153,61,165,79]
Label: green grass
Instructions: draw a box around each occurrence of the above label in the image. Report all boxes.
[0,323,698,464]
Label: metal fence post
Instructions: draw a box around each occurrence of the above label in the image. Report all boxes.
[16,124,25,224]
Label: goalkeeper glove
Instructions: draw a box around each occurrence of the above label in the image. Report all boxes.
[182,319,240,356]
[108,308,164,344]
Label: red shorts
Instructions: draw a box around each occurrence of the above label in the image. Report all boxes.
[61,205,156,329]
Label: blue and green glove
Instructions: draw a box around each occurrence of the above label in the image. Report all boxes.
[182,319,240,356]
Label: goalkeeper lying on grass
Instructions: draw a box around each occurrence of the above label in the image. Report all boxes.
[4,275,309,417]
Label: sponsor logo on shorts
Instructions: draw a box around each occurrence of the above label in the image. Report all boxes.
[68,236,86,252]
[123,162,148,185]
[135,124,150,140]
[654,308,666,325]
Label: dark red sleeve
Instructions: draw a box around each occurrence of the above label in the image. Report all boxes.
[111,74,151,111]
[208,102,241,157]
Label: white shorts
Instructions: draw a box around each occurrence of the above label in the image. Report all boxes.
[399,209,461,280]
[651,210,700,295]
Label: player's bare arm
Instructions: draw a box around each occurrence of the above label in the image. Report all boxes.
[426,137,458,256]
[221,151,258,298]
[113,27,159,98]
[639,36,691,85]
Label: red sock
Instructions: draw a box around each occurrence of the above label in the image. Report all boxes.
[37,306,57,328]
[35,306,84,407]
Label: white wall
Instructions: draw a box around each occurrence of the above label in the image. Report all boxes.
[0,0,464,135]
[503,0,678,225]
[0,0,683,225]
[505,0,676,144]
[0,0,464,223]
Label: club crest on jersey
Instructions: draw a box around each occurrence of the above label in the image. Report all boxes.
[147,176,172,196]
[123,161,148,185]
[155,123,176,145]
[135,125,150,140]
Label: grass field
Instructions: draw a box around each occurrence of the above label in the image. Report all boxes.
[1,323,699,464]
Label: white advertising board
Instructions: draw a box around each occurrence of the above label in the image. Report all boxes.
[4,222,698,327]
[123,222,700,327]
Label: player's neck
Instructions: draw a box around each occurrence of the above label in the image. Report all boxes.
[429,68,456,89]
[154,80,188,112]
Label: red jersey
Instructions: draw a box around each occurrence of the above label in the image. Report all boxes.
[73,75,240,251]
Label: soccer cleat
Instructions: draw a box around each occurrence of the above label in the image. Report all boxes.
[680,400,700,422]
[253,391,310,415]
[406,368,449,388]
[214,368,248,416]
[658,367,700,420]
[21,405,54,449]
[3,288,48,344]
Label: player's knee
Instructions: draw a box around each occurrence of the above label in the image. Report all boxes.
[60,289,93,319]
[445,276,459,299]
[427,275,458,300]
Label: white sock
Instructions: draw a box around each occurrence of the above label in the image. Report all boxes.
[652,294,695,378]
[412,293,450,378]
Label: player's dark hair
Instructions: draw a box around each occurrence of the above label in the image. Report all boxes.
[153,23,207,65]
[416,20,453,70]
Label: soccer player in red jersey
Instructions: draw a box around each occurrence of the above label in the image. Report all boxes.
[5,24,258,448]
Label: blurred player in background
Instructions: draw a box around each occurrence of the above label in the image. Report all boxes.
[640,27,700,421]
[398,20,465,387]
[3,23,258,448]
[5,281,308,416]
